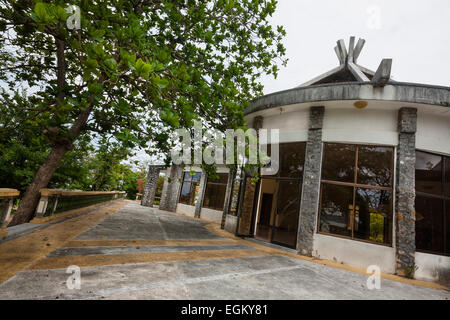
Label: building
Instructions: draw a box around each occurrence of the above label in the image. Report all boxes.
[144,37,450,284]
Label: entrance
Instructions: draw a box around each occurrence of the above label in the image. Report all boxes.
[255,178,302,248]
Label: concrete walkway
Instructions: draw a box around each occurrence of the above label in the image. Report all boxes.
[0,201,448,300]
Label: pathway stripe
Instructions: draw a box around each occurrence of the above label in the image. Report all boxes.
[96,264,305,296]
[0,200,128,284]
[28,249,271,270]
[63,239,237,247]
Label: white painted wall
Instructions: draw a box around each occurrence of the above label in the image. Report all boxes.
[312,233,396,274]
[251,108,309,143]
[322,107,398,145]
[415,252,450,284]
[416,110,450,155]
[176,203,195,217]
[200,207,222,223]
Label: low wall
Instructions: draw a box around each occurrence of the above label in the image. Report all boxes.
[33,189,125,222]
[199,207,222,223]
[176,203,195,217]
[312,233,396,274]
[224,214,239,234]
[415,252,450,285]
[0,189,20,237]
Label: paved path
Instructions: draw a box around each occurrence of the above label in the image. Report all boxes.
[0,201,448,300]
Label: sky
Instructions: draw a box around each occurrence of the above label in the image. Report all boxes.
[132,0,450,166]
[259,0,450,94]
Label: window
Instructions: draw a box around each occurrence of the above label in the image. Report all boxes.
[319,143,394,245]
[415,151,450,256]
[203,173,228,211]
[179,172,201,206]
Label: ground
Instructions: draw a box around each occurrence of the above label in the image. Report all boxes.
[0,200,448,300]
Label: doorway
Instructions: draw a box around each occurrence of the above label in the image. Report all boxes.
[255,178,302,248]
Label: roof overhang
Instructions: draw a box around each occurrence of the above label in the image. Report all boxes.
[245,81,450,115]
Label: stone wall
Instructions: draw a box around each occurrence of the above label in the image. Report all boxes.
[159,165,183,212]
[141,165,163,207]
[395,107,417,276]
[296,106,324,256]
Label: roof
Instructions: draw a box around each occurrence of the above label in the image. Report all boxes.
[297,36,392,88]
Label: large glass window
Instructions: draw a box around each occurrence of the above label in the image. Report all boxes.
[179,172,201,206]
[203,173,228,211]
[319,143,394,245]
[415,151,450,256]
[256,142,306,248]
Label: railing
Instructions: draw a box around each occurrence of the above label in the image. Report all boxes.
[35,189,126,219]
[0,188,20,237]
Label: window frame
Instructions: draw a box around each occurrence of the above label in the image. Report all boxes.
[415,150,450,256]
[202,173,229,211]
[317,143,395,247]
[178,171,201,206]
[257,141,306,249]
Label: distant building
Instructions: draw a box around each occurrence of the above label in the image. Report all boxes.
[147,37,450,284]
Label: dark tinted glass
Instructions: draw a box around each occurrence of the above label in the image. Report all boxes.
[446,200,450,255]
[415,195,444,254]
[208,173,228,184]
[416,151,443,196]
[322,144,355,183]
[354,188,392,244]
[278,142,305,178]
[203,183,227,211]
[357,146,393,187]
[445,157,450,198]
[179,181,192,204]
[272,180,301,247]
[192,172,202,182]
[319,183,353,237]
[183,172,192,182]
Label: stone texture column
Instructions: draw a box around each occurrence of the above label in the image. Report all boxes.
[395,107,417,276]
[141,165,164,207]
[159,165,183,212]
[297,106,325,256]
[194,171,207,218]
[221,167,236,229]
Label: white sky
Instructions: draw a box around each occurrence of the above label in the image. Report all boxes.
[259,0,450,94]
[132,0,450,167]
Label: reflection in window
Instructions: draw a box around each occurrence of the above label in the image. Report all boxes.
[415,151,449,256]
[179,172,201,206]
[319,143,393,245]
[257,142,306,248]
[203,173,228,211]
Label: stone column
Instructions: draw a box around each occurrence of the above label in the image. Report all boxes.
[141,165,164,207]
[159,164,183,212]
[297,106,325,256]
[221,167,236,229]
[194,171,207,218]
[395,107,417,276]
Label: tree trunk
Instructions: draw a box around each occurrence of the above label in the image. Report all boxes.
[8,144,69,226]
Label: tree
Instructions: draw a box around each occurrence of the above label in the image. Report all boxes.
[0,0,286,225]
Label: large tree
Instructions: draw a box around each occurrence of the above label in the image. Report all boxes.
[0,0,286,225]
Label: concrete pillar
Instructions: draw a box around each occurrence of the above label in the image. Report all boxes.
[194,171,207,218]
[159,165,183,212]
[35,196,49,218]
[141,165,164,207]
[221,167,236,229]
[297,106,325,256]
[1,199,13,228]
[395,107,417,276]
